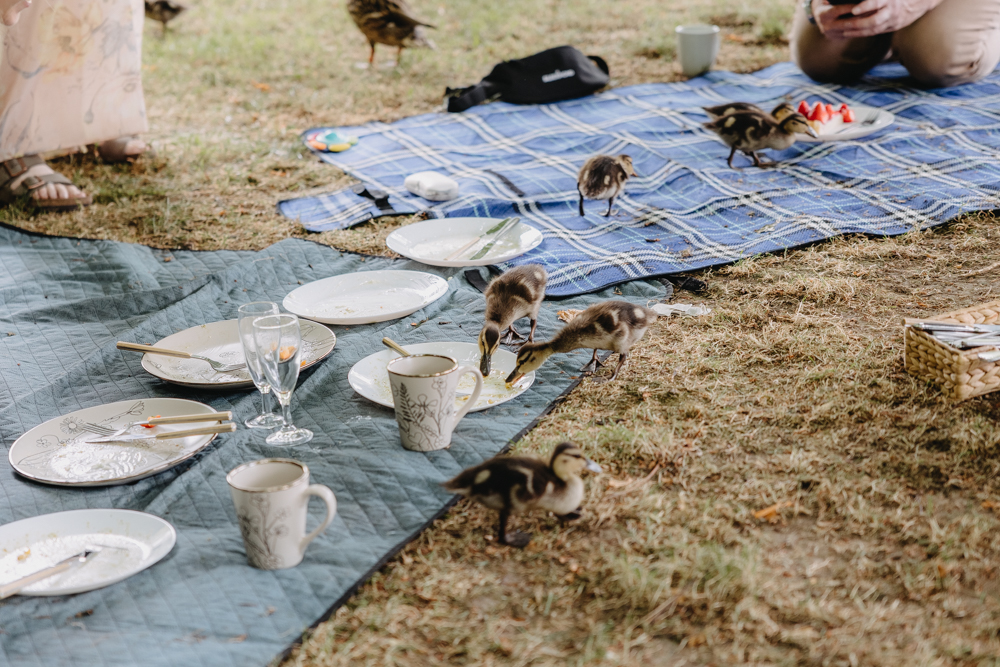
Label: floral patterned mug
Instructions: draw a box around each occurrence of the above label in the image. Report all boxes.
[227,459,337,570]
[387,354,484,452]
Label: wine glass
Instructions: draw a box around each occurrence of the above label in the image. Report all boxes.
[252,314,313,446]
[238,302,283,429]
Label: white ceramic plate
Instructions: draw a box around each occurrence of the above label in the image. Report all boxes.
[0,509,175,596]
[140,319,336,389]
[385,217,544,268]
[348,341,534,413]
[9,398,223,487]
[798,103,895,142]
[283,270,449,325]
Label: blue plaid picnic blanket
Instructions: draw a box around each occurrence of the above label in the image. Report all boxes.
[279,62,1000,296]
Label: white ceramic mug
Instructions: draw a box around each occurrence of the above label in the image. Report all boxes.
[227,458,336,570]
[676,24,721,77]
[387,354,484,452]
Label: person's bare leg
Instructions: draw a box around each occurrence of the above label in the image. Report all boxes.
[8,163,87,203]
[892,0,1000,87]
[789,3,892,83]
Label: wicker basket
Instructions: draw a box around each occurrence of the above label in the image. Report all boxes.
[903,300,1000,401]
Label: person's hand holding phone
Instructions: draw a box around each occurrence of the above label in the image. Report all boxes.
[811,0,943,39]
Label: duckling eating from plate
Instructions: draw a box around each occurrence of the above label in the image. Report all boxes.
[478,265,547,377]
[505,300,657,384]
[704,110,817,168]
[441,442,602,548]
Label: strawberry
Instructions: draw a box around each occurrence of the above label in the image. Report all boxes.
[797,100,811,116]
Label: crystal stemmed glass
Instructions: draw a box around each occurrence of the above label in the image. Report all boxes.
[252,314,313,446]
[238,301,283,429]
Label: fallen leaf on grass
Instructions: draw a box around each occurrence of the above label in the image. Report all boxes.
[251,81,271,92]
[557,309,582,322]
[983,500,998,511]
[754,501,793,523]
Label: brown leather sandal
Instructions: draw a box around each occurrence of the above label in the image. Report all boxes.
[0,155,93,211]
[97,136,154,163]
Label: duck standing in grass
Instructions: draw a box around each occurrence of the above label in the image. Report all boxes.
[577,154,638,217]
[442,442,602,548]
[347,0,435,67]
[478,265,547,377]
[505,300,657,384]
[145,0,186,35]
[704,110,817,168]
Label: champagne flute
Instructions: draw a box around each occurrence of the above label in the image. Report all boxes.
[252,314,314,446]
[238,302,283,429]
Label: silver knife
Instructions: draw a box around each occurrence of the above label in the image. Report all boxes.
[0,549,100,599]
[443,217,519,262]
[84,422,236,444]
[470,218,521,261]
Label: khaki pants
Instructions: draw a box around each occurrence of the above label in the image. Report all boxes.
[790,0,1000,87]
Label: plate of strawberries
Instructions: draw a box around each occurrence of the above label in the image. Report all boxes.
[794,99,894,142]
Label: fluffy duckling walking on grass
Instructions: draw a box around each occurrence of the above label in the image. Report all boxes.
[704,110,816,168]
[577,155,638,217]
[347,0,435,68]
[441,442,602,548]
[478,265,547,377]
[702,101,795,122]
[145,0,186,35]
[505,300,657,384]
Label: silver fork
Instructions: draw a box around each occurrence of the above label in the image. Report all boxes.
[116,342,246,373]
[835,108,881,134]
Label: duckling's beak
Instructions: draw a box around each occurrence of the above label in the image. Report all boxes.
[585,459,603,474]
[480,353,491,377]
[505,369,524,385]
[805,126,819,138]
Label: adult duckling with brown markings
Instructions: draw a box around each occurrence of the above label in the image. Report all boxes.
[704,110,817,169]
[578,154,638,217]
[505,300,657,384]
[347,0,435,67]
[478,265,547,377]
[702,101,795,122]
[441,442,602,548]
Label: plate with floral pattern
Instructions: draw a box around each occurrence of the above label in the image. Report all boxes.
[139,319,336,389]
[9,398,222,487]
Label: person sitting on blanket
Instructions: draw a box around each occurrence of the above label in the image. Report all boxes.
[791,0,1000,87]
[0,0,153,211]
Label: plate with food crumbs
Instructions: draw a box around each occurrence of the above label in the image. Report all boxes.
[0,509,175,596]
[283,270,449,325]
[140,319,336,389]
[386,217,544,267]
[348,341,534,412]
[9,398,224,487]
[793,100,894,142]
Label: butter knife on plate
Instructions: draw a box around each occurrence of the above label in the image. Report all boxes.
[0,549,101,599]
[84,423,236,444]
[443,217,520,262]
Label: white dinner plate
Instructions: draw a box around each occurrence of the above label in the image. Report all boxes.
[283,270,450,325]
[140,319,336,389]
[9,398,223,487]
[385,217,544,268]
[0,509,175,596]
[348,341,535,413]
[798,103,895,142]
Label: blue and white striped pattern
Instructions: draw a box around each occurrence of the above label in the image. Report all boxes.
[279,62,1000,296]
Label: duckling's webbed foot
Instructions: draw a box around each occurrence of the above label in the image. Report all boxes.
[606,351,628,382]
[558,508,582,523]
[497,510,532,549]
[727,146,738,169]
[604,196,614,217]
[579,349,605,375]
[752,152,777,168]
[500,324,525,346]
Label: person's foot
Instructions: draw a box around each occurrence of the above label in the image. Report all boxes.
[97,136,151,163]
[9,163,88,204]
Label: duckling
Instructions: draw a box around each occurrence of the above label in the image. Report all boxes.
[347,0,436,68]
[577,154,638,217]
[702,101,795,122]
[704,110,817,169]
[441,442,602,548]
[505,300,657,384]
[144,0,185,35]
[478,265,547,377]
